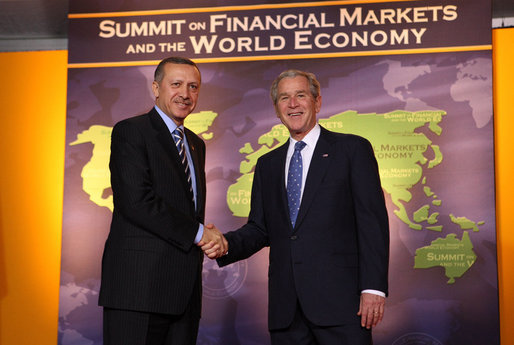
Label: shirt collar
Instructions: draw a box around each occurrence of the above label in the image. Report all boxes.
[154,105,180,133]
[288,123,321,149]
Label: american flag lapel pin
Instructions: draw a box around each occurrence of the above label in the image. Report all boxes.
[322,153,329,158]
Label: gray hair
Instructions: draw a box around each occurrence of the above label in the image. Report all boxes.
[270,69,321,105]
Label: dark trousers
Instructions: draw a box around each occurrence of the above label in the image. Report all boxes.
[270,301,372,345]
[103,307,199,345]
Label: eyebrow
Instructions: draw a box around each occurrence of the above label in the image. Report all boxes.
[279,89,308,97]
[169,78,199,84]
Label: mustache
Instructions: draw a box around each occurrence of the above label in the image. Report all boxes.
[173,96,192,105]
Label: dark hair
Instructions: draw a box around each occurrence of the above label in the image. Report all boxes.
[270,69,320,105]
[154,57,200,83]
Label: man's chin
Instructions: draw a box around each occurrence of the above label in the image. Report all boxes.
[172,108,193,118]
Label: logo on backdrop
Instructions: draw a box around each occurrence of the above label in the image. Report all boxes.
[392,333,444,345]
[202,259,248,299]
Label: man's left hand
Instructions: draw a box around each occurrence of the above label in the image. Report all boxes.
[357,292,385,329]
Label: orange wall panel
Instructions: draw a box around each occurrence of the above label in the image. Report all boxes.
[0,50,67,345]
[493,27,514,345]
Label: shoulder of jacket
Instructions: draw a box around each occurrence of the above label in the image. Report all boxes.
[323,128,370,145]
[262,141,288,160]
[114,111,151,127]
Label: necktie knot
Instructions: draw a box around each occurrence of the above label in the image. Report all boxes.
[295,141,306,152]
[173,127,184,142]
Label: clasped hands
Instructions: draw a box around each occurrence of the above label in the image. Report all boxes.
[197,223,228,259]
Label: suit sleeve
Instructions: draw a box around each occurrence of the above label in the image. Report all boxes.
[350,137,390,295]
[109,120,200,252]
[218,159,269,267]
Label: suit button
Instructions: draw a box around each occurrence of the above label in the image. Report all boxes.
[290,235,297,240]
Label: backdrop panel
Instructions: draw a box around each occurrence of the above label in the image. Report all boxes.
[60,1,498,344]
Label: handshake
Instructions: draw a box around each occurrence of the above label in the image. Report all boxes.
[197,224,228,259]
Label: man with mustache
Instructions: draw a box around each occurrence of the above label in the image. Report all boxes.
[204,69,389,345]
[99,56,227,345]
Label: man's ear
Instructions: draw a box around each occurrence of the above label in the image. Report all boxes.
[152,81,159,98]
[315,95,322,113]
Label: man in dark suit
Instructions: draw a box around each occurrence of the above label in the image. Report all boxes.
[99,56,227,345]
[204,69,389,344]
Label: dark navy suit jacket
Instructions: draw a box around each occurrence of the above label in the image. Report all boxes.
[218,126,389,330]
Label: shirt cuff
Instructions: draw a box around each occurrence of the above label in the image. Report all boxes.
[361,289,386,297]
[194,223,204,244]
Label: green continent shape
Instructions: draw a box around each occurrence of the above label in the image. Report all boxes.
[427,212,439,224]
[228,110,446,222]
[414,232,476,284]
[413,205,430,222]
[428,145,443,168]
[424,186,434,197]
[227,124,290,216]
[226,173,253,217]
[258,124,290,148]
[413,205,439,225]
[73,111,217,212]
[70,125,114,211]
[320,110,446,230]
[239,143,254,155]
[450,214,480,232]
[184,111,218,140]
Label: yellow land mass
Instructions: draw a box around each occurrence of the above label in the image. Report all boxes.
[72,111,217,211]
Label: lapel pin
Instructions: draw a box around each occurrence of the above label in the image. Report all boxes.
[322,153,329,157]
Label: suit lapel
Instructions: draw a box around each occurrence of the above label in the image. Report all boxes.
[294,128,333,231]
[274,143,290,227]
[149,109,194,201]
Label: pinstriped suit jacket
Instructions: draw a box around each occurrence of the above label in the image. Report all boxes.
[99,107,206,317]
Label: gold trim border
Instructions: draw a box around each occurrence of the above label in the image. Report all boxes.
[67,44,493,69]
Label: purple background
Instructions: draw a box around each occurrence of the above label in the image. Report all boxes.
[60,1,497,344]
[60,52,498,344]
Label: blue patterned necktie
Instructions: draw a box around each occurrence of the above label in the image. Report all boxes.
[287,141,306,227]
[172,127,194,201]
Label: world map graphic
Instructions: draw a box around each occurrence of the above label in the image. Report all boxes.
[71,107,481,287]
[59,52,498,345]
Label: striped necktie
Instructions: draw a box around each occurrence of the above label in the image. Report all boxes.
[172,127,194,201]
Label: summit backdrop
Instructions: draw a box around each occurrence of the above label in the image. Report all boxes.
[59,1,498,344]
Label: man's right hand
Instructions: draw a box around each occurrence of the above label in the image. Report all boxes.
[197,223,228,259]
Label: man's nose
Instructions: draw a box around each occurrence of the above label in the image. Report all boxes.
[178,84,189,98]
[288,96,298,107]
